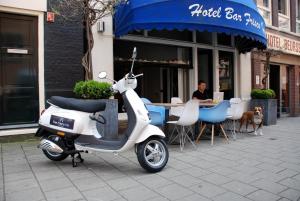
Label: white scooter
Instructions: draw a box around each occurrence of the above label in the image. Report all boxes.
[36,48,169,173]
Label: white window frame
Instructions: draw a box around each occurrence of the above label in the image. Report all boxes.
[257,0,272,25]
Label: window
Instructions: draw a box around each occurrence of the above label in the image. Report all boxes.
[278,0,287,15]
[196,31,213,44]
[217,33,232,47]
[278,0,290,31]
[257,0,271,25]
[148,30,193,42]
[297,0,300,33]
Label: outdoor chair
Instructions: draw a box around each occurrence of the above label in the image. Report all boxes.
[167,100,199,151]
[196,100,230,145]
[169,97,184,117]
[226,98,244,140]
[141,98,165,127]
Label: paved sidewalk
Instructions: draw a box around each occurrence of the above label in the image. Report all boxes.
[1,117,300,201]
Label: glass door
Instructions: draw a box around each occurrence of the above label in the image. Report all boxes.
[0,13,39,127]
[218,51,234,100]
[281,66,290,114]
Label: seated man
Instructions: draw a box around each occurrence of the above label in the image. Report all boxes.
[192,80,212,103]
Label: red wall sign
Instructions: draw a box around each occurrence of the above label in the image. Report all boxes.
[47,12,55,23]
[267,32,300,56]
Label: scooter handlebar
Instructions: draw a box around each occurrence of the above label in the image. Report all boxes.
[134,73,143,78]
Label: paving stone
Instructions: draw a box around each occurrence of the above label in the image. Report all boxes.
[3,163,31,174]
[45,187,83,201]
[246,190,282,201]
[136,174,172,189]
[232,165,262,175]
[190,180,227,198]
[221,181,258,196]
[5,178,39,194]
[155,183,194,200]
[279,162,300,172]
[146,197,169,201]
[227,172,261,184]
[176,193,211,201]
[180,167,212,178]
[5,187,44,201]
[277,169,299,179]
[40,177,73,192]
[209,165,236,176]
[168,158,194,170]
[280,178,300,191]
[252,170,289,183]
[292,174,300,181]
[250,179,288,194]
[201,173,233,185]
[83,186,122,201]
[279,188,300,201]
[213,192,252,201]
[119,185,159,201]
[170,174,203,187]
[157,168,184,178]
[255,163,286,174]
[35,169,65,181]
[65,170,95,181]
[106,177,140,191]
[72,176,107,191]
[277,198,292,201]
[4,171,34,182]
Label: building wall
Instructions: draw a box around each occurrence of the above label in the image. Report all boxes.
[44,0,84,99]
[0,0,46,12]
[253,0,300,116]
[91,15,114,80]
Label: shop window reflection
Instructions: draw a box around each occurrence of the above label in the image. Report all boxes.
[217,33,232,47]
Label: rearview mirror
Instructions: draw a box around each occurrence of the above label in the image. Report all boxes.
[98,71,107,79]
[132,47,137,59]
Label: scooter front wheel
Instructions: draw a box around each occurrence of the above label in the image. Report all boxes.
[137,137,169,173]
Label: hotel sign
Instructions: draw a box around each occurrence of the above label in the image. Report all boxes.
[266,32,300,56]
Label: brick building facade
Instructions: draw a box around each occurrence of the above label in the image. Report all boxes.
[254,0,300,117]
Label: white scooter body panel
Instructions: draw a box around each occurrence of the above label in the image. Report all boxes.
[39,106,101,137]
[75,88,165,153]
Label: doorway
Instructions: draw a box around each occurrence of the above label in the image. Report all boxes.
[198,49,213,98]
[270,65,280,117]
[0,13,39,128]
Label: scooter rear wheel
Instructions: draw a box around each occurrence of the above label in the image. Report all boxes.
[137,137,169,173]
[42,135,69,161]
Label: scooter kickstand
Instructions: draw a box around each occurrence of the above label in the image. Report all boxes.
[71,153,84,168]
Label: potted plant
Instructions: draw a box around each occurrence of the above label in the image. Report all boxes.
[250,89,277,126]
[74,80,118,139]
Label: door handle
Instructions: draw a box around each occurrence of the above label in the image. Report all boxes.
[7,48,28,54]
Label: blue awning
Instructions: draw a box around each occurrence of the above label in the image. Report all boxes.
[114,0,267,52]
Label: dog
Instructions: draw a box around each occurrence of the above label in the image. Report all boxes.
[239,107,263,135]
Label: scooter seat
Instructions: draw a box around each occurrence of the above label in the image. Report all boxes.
[48,96,106,113]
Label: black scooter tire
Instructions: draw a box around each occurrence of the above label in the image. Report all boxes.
[42,135,69,161]
[137,137,169,173]
[42,150,69,161]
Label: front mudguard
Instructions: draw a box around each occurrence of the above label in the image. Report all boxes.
[135,125,165,144]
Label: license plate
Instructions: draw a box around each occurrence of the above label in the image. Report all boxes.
[50,115,75,129]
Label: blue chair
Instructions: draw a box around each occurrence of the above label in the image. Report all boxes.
[141,98,166,127]
[196,100,230,145]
